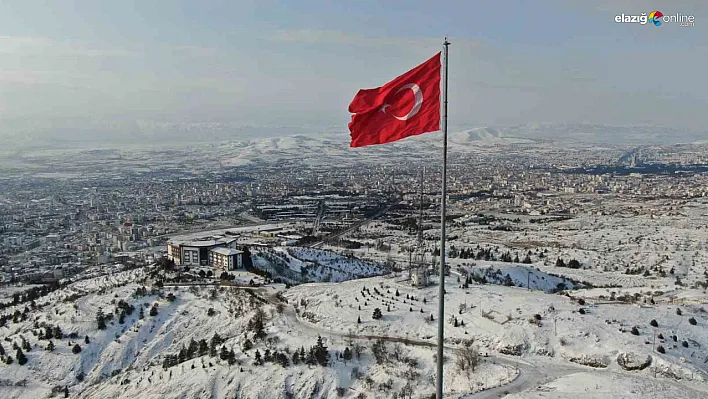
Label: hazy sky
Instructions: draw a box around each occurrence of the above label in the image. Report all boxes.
[0,0,706,134]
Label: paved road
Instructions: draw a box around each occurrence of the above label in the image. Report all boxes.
[253,288,572,399]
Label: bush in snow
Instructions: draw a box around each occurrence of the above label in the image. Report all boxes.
[656,345,665,354]
[650,319,658,327]
[689,317,697,325]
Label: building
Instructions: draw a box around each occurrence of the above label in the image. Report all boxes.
[167,236,239,267]
[209,247,243,271]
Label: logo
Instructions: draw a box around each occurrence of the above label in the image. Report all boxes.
[649,11,663,26]
[614,11,695,27]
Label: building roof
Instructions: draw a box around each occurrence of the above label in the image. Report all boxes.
[169,237,237,248]
[210,247,243,256]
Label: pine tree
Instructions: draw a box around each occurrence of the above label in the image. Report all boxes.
[44,327,54,340]
[54,325,63,339]
[254,349,263,365]
[138,307,145,319]
[187,339,199,358]
[315,336,328,366]
[72,344,82,354]
[118,310,126,324]
[242,338,253,351]
[178,346,187,364]
[63,385,69,398]
[292,350,300,365]
[228,349,236,365]
[16,348,27,365]
[0,342,5,357]
[47,340,55,352]
[220,345,230,361]
[372,308,382,320]
[342,347,352,364]
[199,339,209,356]
[149,304,158,317]
[96,308,106,330]
[21,336,30,351]
[84,335,90,344]
[357,316,361,324]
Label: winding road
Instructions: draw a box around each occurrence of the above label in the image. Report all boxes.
[253,286,579,398]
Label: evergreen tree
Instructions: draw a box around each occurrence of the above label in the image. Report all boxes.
[72,344,82,354]
[0,342,4,357]
[178,346,187,363]
[149,304,159,317]
[84,335,90,344]
[96,308,106,330]
[292,350,300,365]
[372,308,383,320]
[242,339,253,351]
[315,336,328,366]
[263,348,272,362]
[220,345,230,361]
[45,327,54,340]
[118,310,126,324]
[46,340,55,352]
[342,347,352,364]
[138,307,145,319]
[4,355,13,364]
[16,348,27,365]
[395,289,400,297]
[357,316,361,324]
[187,339,199,358]
[54,325,63,339]
[199,339,209,356]
[63,386,69,398]
[254,349,263,365]
[21,336,31,351]
[228,349,236,365]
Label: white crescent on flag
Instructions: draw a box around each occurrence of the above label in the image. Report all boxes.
[393,83,423,121]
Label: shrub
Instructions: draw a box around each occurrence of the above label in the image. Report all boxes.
[656,345,665,354]
[650,319,658,328]
[630,327,639,335]
[688,317,697,325]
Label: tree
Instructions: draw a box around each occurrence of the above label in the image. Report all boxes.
[357,316,361,324]
[342,347,352,364]
[315,336,329,366]
[63,386,69,398]
[254,349,263,365]
[689,317,697,325]
[72,344,82,354]
[118,310,126,324]
[371,339,388,365]
[16,348,27,365]
[242,339,253,351]
[199,270,206,278]
[96,308,106,330]
[149,304,159,317]
[395,289,400,297]
[207,308,216,317]
[631,326,640,335]
[455,345,480,372]
[0,342,4,357]
[372,308,383,320]
[650,319,658,327]
[84,335,90,344]
[4,355,13,365]
[657,345,665,354]
[555,258,566,267]
[54,326,63,339]
[167,293,176,302]
[46,341,55,352]
[139,307,145,319]
[676,308,682,316]
[220,345,230,361]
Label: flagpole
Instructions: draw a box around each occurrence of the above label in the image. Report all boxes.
[436,37,450,399]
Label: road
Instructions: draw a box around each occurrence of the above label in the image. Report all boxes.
[250,287,576,398]
[309,198,400,248]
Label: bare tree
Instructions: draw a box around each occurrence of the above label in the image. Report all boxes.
[455,345,480,373]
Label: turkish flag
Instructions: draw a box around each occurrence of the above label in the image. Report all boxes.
[348,52,441,148]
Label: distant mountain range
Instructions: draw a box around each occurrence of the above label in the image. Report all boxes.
[1,118,705,151]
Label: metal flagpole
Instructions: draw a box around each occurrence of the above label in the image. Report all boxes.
[436,37,450,399]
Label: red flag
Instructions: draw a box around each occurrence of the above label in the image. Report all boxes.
[348,52,441,148]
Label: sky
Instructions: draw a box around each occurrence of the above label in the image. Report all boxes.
[0,0,706,141]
